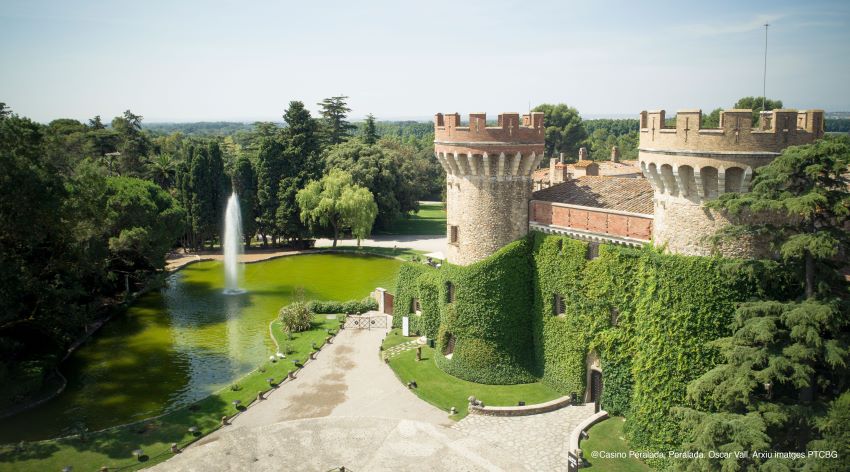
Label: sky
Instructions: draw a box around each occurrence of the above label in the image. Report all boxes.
[1,0,849,123]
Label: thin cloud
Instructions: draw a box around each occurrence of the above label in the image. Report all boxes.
[675,13,784,37]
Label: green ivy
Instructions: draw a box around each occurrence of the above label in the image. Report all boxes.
[392,231,794,455]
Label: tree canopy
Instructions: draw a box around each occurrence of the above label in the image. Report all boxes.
[532,103,587,159]
[296,169,377,247]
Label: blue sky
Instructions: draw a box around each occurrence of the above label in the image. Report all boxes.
[2,0,848,122]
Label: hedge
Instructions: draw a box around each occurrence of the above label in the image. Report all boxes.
[392,230,798,458]
[306,297,377,314]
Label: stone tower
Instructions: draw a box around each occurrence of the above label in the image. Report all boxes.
[434,112,545,265]
[638,108,824,257]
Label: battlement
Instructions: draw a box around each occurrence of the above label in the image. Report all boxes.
[434,112,545,144]
[639,108,824,153]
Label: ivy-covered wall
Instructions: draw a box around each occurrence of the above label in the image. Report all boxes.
[392,231,794,452]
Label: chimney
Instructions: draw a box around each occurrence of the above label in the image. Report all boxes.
[610,146,620,163]
[559,152,564,164]
[578,147,588,161]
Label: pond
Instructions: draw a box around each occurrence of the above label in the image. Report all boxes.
[0,253,401,442]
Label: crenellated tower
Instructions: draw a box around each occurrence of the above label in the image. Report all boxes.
[434,111,545,265]
[638,108,824,257]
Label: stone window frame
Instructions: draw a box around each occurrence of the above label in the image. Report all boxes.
[446,282,456,304]
[553,293,566,317]
[449,225,459,245]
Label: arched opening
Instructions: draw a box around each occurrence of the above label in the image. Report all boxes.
[677,165,695,197]
[661,164,678,196]
[725,167,745,193]
[701,166,718,198]
[648,162,665,193]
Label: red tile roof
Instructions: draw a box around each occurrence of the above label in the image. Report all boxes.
[532,176,654,214]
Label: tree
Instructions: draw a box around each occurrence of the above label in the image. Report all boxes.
[675,137,850,470]
[146,153,177,189]
[324,140,420,229]
[734,96,783,125]
[532,103,587,159]
[317,96,356,147]
[296,169,377,247]
[701,108,722,128]
[111,110,151,176]
[708,137,849,298]
[102,176,186,273]
[189,143,228,248]
[363,113,378,145]
[255,138,285,245]
[231,155,258,247]
[88,115,105,130]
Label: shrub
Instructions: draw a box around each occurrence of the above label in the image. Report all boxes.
[278,301,314,333]
[306,297,377,314]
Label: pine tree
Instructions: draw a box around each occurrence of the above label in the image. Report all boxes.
[363,113,378,145]
[255,137,284,246]
[317,96,356,147]
[674,137,850,470]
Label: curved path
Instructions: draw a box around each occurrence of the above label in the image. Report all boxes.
[151,323,594,471]
[166,235,447,271]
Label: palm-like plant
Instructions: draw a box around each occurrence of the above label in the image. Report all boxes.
[147,153,176,189]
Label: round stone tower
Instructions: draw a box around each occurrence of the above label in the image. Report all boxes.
[434,112,545,265]
[638,108,824,257]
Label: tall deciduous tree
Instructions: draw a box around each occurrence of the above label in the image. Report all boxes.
[324,140,420,229]
[296,169,377,247]
[734,96,783,125]
[317,96,356,147]
[532,103,587,159]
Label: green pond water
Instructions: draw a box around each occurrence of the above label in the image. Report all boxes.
[0,253,400,443]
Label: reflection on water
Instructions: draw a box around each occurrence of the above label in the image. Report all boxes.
[0,254,400,442]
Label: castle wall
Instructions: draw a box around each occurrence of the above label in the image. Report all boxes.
[447,176,531,265]
[639,108,823,257]
[435,112,545,265]
[529,201,652,244]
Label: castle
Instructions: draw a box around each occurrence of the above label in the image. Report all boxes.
[435,108,825,264]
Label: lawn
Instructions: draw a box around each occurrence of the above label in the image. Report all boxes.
[0,316,338,472]
[330,246,426,262]
[385,342,561,419]
[376,202,446,235]
[580,416,651,471]
[382,328,415,349]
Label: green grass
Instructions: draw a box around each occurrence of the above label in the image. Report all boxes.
[0,316,338,472]
[376,202,446,235]
[382,328,416,349]
[580,416,651,471]
[330,246,427,262]
[385,343,561,419]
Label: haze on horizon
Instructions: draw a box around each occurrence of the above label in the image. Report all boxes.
[2,0,849,123]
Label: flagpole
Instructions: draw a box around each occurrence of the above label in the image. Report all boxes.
[762,23,769,112]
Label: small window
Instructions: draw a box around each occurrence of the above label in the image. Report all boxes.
[410,298,421,314]
[556,239,563,255]
[553,294,565,316]
[449,225,459,244]
[587,242,600,260]
[610,307,619,326]
[446,282,456,303]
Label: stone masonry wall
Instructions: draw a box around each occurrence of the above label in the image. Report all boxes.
[447,176,531,265]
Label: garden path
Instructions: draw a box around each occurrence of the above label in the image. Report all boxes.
[150,323,596,471]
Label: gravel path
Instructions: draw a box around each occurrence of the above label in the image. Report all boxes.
[150,319,595,472]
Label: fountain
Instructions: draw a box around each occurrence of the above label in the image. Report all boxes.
[223,192,246,295]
